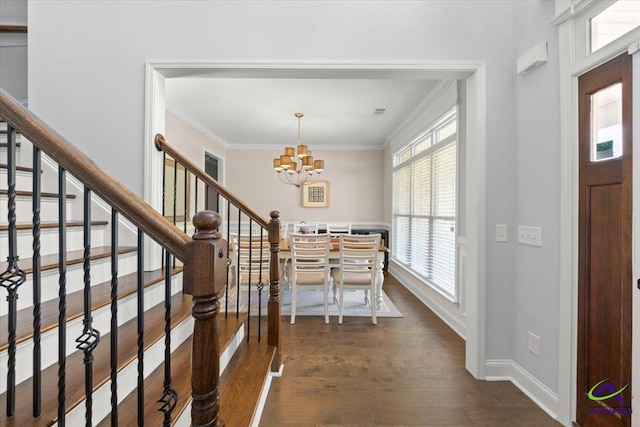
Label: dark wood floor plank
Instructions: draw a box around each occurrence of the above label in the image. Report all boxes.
[258,273,561,426]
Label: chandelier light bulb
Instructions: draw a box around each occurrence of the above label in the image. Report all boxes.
[274,112,325,187]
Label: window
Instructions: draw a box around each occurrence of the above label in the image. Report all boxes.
[392,108,457,299]
[590,1,640,53]
[572,0,640,72]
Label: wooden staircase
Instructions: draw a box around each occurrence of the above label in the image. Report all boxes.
[0,89,282,426]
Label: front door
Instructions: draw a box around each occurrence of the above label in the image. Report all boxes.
[577,53,633,426]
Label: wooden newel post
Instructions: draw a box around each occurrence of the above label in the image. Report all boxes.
[267,210,281,372]
[184,211,227,427]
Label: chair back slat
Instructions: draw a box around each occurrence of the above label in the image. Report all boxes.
[292,221,319,234]
[333,234,381,325]
[289,233,332,324]
[326,223,351,236]
[231,233,270,283]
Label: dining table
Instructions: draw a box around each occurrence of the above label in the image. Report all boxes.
[278,237,388,309]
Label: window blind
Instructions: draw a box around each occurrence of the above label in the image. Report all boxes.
[392,110,457,299]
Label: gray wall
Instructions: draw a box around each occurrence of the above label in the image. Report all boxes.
[513,0,561,390]
[26,0,562,394]
[0,0,28,101]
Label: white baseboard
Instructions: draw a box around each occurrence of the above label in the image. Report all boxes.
[389,263,466,339]
[485,359,560,421]
[251,364,282,427]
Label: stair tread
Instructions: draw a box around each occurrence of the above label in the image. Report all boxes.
[0,189,75,199]
[0,220,108,231]
[0,266,183,350]
[0,245,137,275]
[0,164,38,173]
[96,313,249,427]
[219,341,276,427]
[0,288,193,426]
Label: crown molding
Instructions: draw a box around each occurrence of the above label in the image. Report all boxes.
[166,105,385,151]
[551,0,601,26]
[165,103,232,148]
[229,143,386,151]
[384,80,455,145]
[147,59,482,80]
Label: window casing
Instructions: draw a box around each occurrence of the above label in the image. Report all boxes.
[571,0,640,72]
[590,0,640,53]
[392,108,457,300]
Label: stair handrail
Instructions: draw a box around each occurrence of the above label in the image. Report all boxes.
[0,87,230,424]
[155,133,269,228]
[156,133,282,373]
[0,88,190,260]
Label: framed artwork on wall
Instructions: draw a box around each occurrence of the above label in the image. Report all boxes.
[302,181,329,208]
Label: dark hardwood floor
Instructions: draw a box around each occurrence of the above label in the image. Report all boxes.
[258,273,561,426]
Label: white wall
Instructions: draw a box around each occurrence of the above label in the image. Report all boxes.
[26,0,564,398]
[226,147,384,224]
[165,110,227,173]
[166,110,384,225]
[512,0,561,392]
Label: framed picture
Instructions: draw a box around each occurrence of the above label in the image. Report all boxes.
[302,181,329,208]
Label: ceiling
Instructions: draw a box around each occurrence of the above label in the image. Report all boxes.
[164,77,442,150]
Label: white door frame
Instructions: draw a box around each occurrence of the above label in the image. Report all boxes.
[554,2,640,424]
[143,60,487,378]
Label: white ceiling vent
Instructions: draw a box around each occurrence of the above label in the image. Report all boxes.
[374,108,386,115]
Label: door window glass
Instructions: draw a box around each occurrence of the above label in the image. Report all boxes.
[590,83,622,162]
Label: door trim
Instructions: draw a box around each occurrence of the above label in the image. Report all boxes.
[556,5,638,425]
[143,60,488,379]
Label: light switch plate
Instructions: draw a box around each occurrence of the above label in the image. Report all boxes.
[518,226,542,247]
[496,224,508,242]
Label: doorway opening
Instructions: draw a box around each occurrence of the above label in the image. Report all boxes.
[205,152,220,213]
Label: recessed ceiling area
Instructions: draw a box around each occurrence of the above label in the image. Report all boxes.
[165,77,443,149]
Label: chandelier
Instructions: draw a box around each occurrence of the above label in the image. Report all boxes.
[273,113,324,187]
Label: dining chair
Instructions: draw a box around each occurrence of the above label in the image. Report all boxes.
[230,232,270,292]
[331,233,381,325]
[326,223,351,237]
[281,222,317,287]
[326,223,352,271]
[289,233,332,324]
[293,221,319,234]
